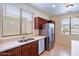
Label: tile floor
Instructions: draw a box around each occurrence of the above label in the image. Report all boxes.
[41,43,71,56]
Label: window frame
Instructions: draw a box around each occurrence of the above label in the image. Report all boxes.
[71,17,79,34]
[2,4,21,37]
[61,17,79,35]
[61,18,71,35]
[20,8,33,35]
[2,4,34,37]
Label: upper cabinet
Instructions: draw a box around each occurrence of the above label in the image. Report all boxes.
[34,17,53,29]
[34,17,47,29]
[2,4,33,36]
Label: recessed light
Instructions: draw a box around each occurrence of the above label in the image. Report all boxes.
[66,4,74,8]
[52,4,56,8]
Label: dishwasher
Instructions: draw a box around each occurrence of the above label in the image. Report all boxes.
[38,38,45,55]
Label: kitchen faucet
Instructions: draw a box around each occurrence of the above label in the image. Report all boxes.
[21,33,27,39]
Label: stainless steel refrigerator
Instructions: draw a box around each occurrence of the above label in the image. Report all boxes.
[39,23,55,51]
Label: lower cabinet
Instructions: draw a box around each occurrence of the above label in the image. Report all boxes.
[0,47,21,56]
[0,51,8,56]
[7,47,21,56]
[31,45,38,56]
[0,41,38,56]
[21,41,38,56]
[21,44,31,56]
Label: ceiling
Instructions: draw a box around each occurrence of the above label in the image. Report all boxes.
[29,3,79,16]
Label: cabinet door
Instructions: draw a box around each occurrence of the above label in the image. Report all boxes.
[11,52,21,56]
[39,19,43,29]
[31,41,38,56]
[0,51,8,56]
[7,47,21,56]
[0,47,21,56]
[22,48,31,56]
[34,17,39,29]
[21,44,31,56]
[21,41,38,56]
[34,17,42,29]
[34,17,48,29]
[31,46,38,56]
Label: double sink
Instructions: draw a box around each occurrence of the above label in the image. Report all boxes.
[18,38,35,43]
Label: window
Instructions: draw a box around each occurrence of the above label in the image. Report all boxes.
[71,18,79,34]
[61,18,70,34]
[21,10,33,34]
[61,17,79,34]
[2,4,33,37]
[3,4,20,36]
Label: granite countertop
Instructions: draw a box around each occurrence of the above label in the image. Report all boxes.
[0,36,47,52]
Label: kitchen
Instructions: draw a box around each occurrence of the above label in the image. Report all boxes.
[0,3,55,56]
[0,3,79,56]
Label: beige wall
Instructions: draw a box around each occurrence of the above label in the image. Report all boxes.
[0,3,50,41]
[51,12,79,48]
[11,3,50,19]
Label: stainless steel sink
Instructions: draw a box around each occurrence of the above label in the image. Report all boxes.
[18,38,35,42]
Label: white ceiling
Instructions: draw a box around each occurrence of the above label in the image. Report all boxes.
[29,3,79,16]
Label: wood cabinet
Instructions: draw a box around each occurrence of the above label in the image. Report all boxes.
[0,47,21,56]
[0,51,8,56]
[21,44,31,56]
[34,17,42,29]
[7,47,21,56]
[0,41,38,56]
[21,41,38,56]
[34,17,47,29]
[34,17,54,29]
